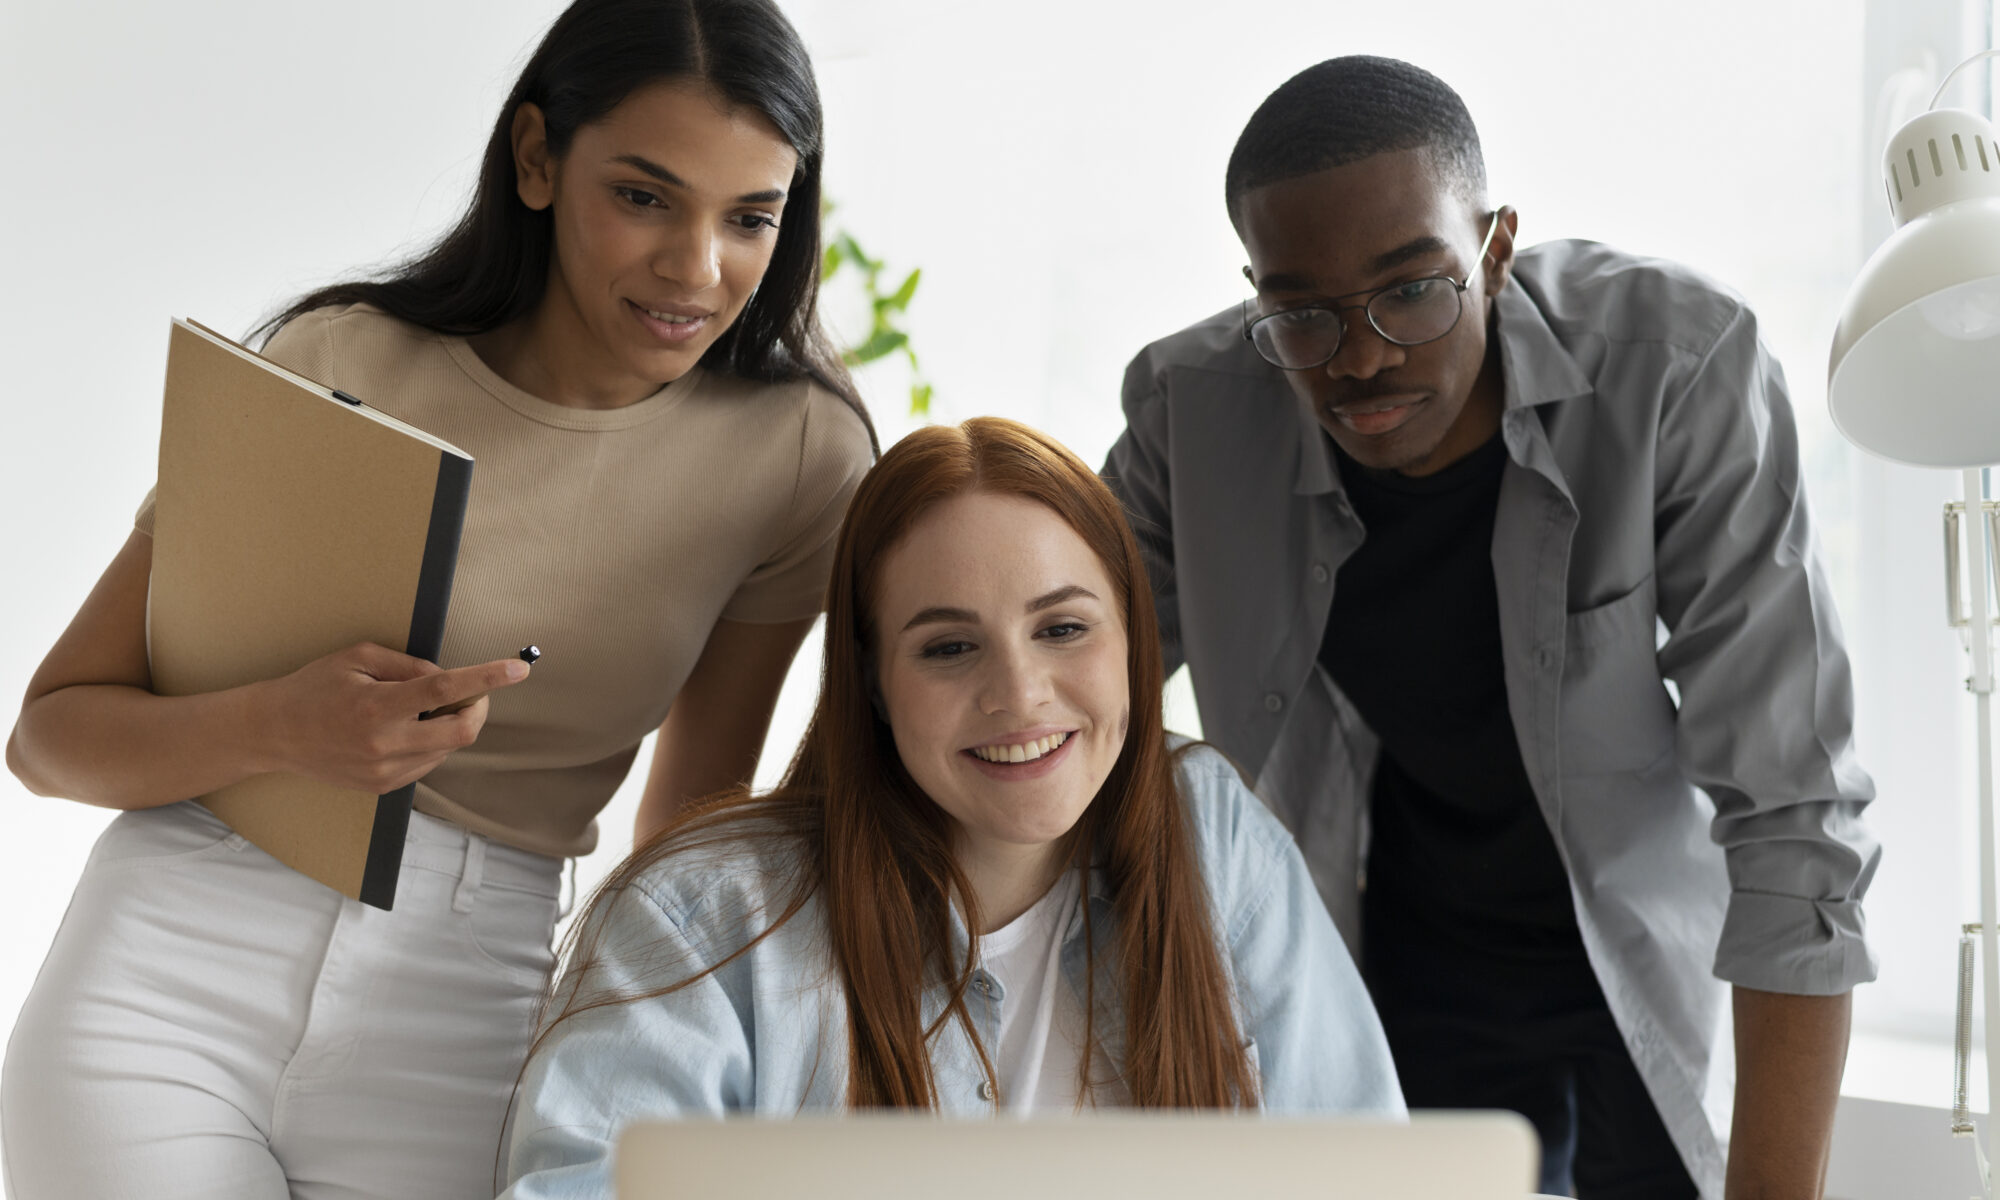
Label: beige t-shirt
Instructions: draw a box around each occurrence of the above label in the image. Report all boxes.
[136,303,873,858]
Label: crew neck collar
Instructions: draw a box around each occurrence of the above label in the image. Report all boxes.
[444,337,699,431]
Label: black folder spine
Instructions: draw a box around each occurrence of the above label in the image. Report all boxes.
[359,451,474,910]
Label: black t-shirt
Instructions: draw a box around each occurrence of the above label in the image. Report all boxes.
[1317,432,1598,1003]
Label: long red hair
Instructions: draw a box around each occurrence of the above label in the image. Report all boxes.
[537,417,1256,1108]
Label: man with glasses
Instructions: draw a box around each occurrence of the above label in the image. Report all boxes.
[1104,56,1875,1200]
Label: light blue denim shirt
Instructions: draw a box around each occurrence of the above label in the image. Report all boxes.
[501,744,1403,1199]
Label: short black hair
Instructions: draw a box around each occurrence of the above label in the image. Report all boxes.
[1225,56,1487,222]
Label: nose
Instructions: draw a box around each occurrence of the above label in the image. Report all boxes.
[653,222,722,294]
[978,640,1052,718]
[1321,317,1407,382]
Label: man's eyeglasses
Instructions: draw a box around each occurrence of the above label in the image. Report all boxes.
[1242,210,1502,371]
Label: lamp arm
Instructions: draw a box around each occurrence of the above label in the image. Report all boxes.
[1931,49,2000,111]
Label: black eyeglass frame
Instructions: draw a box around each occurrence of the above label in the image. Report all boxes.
[1240,210,1503,371]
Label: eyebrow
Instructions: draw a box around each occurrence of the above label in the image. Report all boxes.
[1255,234,1454,295]
[611,154,788,204]
[900,584,1102,633]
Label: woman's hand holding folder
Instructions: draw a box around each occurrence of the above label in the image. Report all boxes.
[260,642,531,795]
[9,533,525,813]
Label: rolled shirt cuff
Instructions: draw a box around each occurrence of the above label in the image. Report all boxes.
[1713,890,1877,995]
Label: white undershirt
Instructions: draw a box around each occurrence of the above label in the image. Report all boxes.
[976,872,1088,1112]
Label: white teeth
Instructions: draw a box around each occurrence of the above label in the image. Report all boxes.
[645,308,700,324]
[972,732,1070,764]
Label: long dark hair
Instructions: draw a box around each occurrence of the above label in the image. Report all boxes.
[537,418,1258,1109]
[259,0,870,438]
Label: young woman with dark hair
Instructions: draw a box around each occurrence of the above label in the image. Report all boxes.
[2,2,871,1196]
[501,418,1401,1198]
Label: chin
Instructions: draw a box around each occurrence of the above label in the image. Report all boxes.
[1325,425,1446,473]
[983,791,1092,844]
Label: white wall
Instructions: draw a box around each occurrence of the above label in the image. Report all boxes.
[5,0,1952,1182]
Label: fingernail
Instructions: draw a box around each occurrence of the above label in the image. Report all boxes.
[505,659,530,681]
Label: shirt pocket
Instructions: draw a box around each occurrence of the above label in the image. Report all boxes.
[1559,575,1677,777]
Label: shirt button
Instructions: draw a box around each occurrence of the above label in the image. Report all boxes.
[1310,563,1330,584]
[1263,693,1284,713]
[978,1080,996,1102]
[1536,647,1557,669]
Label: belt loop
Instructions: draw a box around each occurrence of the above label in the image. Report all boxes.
[453,834,488,913]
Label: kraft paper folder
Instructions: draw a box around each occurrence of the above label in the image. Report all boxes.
[147,318,473,909]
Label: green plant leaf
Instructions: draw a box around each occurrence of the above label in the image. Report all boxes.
[822,242,844,279]
[847,329,909,364]
[910,382,933,416]
[838,233,878,275]
[886,268,921,310]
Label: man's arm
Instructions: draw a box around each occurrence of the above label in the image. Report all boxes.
[1726,988,1850,1200]
[1648,299,1877,1198]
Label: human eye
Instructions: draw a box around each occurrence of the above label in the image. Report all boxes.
[731,212,780,235]
[615,186,666,210]
[921,638,975,660]
[1382,278,1448,306]
[1037,621,1091,642]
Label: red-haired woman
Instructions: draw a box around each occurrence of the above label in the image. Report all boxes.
[500,417,1402,1196]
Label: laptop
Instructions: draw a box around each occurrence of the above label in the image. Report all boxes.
[616,1111,1540,1199]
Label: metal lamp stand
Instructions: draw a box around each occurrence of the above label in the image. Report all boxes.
[1949,467,2000,1194]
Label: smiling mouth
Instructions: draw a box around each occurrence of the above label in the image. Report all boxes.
[628,299,713,345]
[630,297,711,321]
[968,731,1073,764]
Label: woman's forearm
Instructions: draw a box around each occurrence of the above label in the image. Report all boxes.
[7,680,280,810]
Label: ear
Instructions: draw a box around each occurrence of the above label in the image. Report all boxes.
[511,102,556,212]
[1482,205,1520,298]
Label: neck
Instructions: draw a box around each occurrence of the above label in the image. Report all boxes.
[958,834,1067,934]
[467,292,664,411]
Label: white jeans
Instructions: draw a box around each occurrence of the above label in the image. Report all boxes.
[2,801,563,1200]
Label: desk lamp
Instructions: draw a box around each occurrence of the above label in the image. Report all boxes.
[1829,46,2000,1194]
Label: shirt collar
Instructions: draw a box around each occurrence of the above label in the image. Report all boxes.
[939,867,1112,953]
[1290,273,1592,496]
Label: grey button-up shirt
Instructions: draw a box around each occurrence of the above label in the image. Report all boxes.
[1103,239,1880,1198]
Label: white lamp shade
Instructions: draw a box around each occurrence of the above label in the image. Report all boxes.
[1829,108,2000,468]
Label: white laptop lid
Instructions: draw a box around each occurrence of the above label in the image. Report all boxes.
[616,1112,1538,1200]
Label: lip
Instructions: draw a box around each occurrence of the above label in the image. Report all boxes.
[627,299,711,344]
[961,728,1080,782]
[1329,394,1426,437]
[966,724,1074,752]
